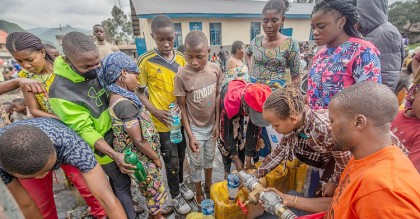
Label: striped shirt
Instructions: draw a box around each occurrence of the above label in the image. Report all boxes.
[137,49,186,132]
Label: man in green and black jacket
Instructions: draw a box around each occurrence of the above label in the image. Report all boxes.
[49,32,136,219]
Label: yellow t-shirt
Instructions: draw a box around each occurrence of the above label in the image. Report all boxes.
[137,49,186,132]
[18,70,55,114]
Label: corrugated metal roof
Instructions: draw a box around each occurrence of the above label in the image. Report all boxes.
[131,0,313,18]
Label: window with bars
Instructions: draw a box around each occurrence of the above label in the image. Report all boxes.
[174,23,182,48]
[250,22,261,41]
[210,23,222,46]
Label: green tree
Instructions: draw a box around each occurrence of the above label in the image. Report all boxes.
[389,0,420,32]
[101,5,133,44]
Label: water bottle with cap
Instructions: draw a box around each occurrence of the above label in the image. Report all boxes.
[124,149,147,183]
[169,103,182,143]
[201,199,215,218]
[227,173,240,201]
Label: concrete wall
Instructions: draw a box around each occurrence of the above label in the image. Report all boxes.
[140,17,312,50]
[283,18,312,43]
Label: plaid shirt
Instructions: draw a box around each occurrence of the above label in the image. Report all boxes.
[256,107,409,184]
[257,107,349,184]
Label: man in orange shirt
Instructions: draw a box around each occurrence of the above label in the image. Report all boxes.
[264,82,420,218]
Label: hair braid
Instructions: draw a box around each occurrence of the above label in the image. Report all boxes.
[6,32,54,62]
[263,85,304,119]
[313,0,361,38]
[263,0,290,16]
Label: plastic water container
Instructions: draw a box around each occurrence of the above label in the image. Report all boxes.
[169,103,182,143]
[202,199,215,218]
[265,125,283,151]
[124,149,147,183]
[255,159,308,193]
[227,173,240,201]
[210,181,248,219]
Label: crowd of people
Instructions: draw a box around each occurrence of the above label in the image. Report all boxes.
[0,0,419,218]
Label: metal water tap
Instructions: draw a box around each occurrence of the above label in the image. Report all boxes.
[237,171,297,219]
[260,191,297,219]
[238,170,265,205]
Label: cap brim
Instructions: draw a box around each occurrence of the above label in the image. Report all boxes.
[249,108,270,127]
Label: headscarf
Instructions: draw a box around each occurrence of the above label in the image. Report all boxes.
[98,52,143,107]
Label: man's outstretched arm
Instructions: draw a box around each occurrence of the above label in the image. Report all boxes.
[82,164,127,219]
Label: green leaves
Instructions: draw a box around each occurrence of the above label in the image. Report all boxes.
[389,0,420,32]
[101,5,134,44]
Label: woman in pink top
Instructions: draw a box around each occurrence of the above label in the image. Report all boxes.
[307,0,381,109]
[391,69,420,172]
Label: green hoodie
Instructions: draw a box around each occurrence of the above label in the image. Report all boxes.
[49,56,113,165]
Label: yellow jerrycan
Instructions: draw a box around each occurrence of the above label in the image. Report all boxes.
[210,180,248,219]
[255,159,308,193]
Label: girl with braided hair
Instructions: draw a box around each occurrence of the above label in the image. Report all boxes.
[245,0,301,91]
[6,32,58,119]
[6,32,106,219]
[307,0,381,109]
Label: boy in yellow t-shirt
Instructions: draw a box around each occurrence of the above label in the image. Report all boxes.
[136,15,193,215]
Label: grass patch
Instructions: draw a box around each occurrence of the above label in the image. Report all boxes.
[407,43,420,50]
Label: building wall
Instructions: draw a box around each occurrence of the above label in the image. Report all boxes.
[283,18,312,43]
[140,17,311,50]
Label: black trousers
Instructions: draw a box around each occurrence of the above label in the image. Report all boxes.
[159,128,187,198]
[102,161,136,219]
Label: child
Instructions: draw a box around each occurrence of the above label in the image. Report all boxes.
[10,98,27,123]
[392,71,420,172]
[0,102,12,128]
[44,43,60,60]
[99,52,169,219]
[2,102,13,115]
[136,15,193,214]
[93,24,119,59]
[174,30,222,204]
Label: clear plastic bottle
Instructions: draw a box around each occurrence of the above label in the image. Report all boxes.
[169,103,182,143]
[227,173,240,201]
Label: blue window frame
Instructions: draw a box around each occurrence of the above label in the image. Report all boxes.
[309,28,314,40]
[174,23,182,48]
[189,22,202,31]
[250,22,261,41]
[210,23,222,46]
[281,28,293,37]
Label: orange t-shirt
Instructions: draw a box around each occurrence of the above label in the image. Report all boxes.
[326,146,420,219]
